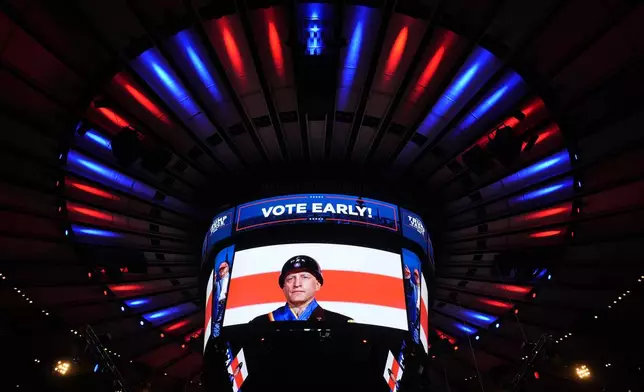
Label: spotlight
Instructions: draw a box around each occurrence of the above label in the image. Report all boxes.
[475,335,480,341]
[594,315,598,319]
[121,306,125,312]
[575,365,591,380]
[547,274,552,280]
[54,361,71,375]
[495,323,500,328]
[139,320,144,326]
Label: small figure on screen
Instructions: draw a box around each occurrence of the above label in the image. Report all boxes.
[404,265,421,343]
[213,261,230,337]
[251,255,352,323]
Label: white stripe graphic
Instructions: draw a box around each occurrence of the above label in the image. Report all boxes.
[224,302,408,330]
[231,243,402,279]
[203,270,214,353]
[420,273,429,353]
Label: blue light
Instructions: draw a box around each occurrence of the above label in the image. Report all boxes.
[71,224,121,238]
[304,4,325,56]
[505,151,569,186]
[85,130,112,151]
[176,31,223,102]
[456,324,477,334]
[143,306,180,322]
[462,310,496,324]
[94,364,99,373]
[125,298,149,307]
[446,64,480,102]
[510,178,573,204]
[141,51,186,101]
[535,268,548,279]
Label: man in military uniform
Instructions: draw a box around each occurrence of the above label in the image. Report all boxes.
[251,255,352,323]
[404,265,421,343]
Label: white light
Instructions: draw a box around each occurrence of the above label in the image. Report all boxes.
[17,290,21,293]
[618,297,622,300]
[45,312,49,316]
[547,274,552,280]
[29,301,33,304]
[475,335,480,340]
[608,305,612,308]
[614,301,617,303]
[140,320,144,326]
[627,290,630,293]
[574,154,578,160]
[594,315,598,319]
[120,306,125,312]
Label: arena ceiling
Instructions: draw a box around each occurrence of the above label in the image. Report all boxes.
[1,0,644,391]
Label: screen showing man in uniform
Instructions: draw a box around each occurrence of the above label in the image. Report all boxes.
[223,243,407,330]
[402,249,422,345]
[213,245,235,338]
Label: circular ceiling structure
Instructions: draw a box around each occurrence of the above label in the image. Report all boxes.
[1,0,644,391]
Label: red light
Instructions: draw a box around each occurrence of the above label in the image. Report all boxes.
[521,98,544,117]
[496,284,531,294]
[164,319,191,332]
[435,329,456,344]
[68,206,114,221]
[87,272,92,279]
[525,206,570,220]
[103,290,108,296]
[454,346,459,351]
[109,284,144,292]
[384,26,408,78]
[68,181,120,201]
[160,333,165,338]
[532,293,537,298]
[479,298,513,309]
[534,371,540,379]
[409,46,445,103]
[114,75,169,123]
[514,309,519,314]
[219,18,245,78]
[267,16,284,80]
[522,127,557,151]
[181,344,185,349]
[97,107,130,128]
[530,230,562,238]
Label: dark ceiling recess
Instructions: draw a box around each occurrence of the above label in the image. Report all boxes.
[1,0,644,391]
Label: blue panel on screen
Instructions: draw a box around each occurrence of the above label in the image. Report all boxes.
[401,208,430,255]
[235,194,399,232]
[203,208,235,258]
[402,249,422,344]
[212,244,235,338]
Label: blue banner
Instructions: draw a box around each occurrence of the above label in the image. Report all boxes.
[235,194,399,232]
[204,207,235,257]
[400,208,429,256]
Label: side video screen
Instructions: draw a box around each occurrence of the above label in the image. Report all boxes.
[223,243,408,331]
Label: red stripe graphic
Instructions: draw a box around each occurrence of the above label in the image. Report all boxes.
[204,289,213,336]
[227,271,404,309]
[230,354,244,389]
[388,357,400,390]
[420,297,429,342]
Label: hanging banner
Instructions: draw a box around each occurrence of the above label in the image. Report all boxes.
[235,194,399,232]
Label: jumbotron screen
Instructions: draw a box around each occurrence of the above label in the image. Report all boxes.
[224,243,407,330]
[203,194,433,353]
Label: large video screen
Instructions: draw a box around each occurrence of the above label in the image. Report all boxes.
[235,194,399,233]
[223,243,407,330]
